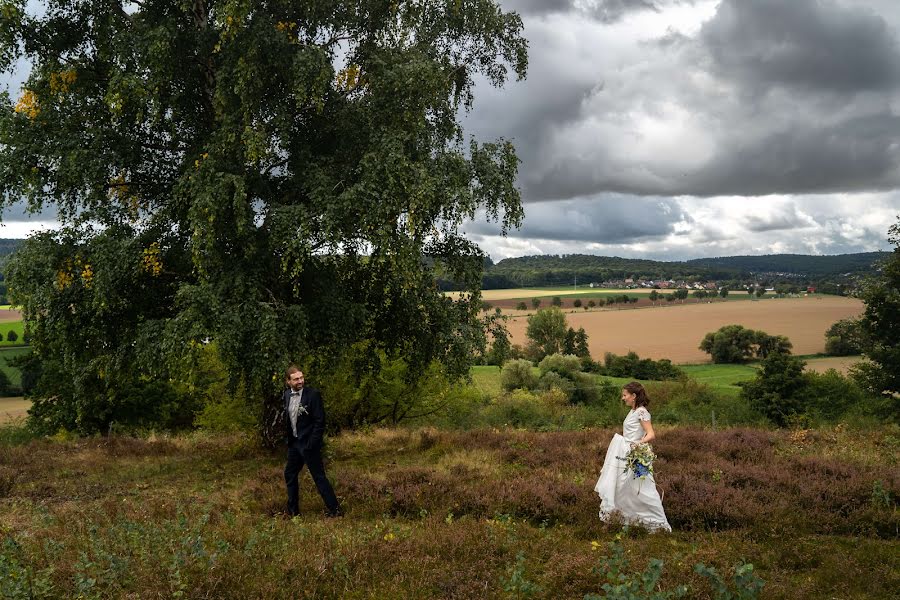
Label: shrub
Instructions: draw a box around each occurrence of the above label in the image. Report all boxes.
[5,330,17,343]
[699,325,757,363]
[700,325,792,363]
[537,353,582,379]
[741,353,806,426]
[824,318,865,356]
[573,298,582,308]
[501,359,538,391]
[516,301,528,311]
[602,352,684,381]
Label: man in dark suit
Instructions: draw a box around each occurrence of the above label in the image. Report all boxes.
[283,365,341,517]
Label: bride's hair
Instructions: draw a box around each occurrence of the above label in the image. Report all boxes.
[623,381,650,409]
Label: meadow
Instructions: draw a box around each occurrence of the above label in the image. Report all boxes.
[0,424,896,598]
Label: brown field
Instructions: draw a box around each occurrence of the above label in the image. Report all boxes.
[504,296,864,364]
[0,397,29,424]
[0,307,22,321]
[803,356,863,375]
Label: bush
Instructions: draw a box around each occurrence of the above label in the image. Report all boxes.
[602,352,685,381]
[537,353,582,379]
[741,353,807,426]
[700,325,792,363]
[824,318,865,356]
[500,359,538,391]
[5,330,17,343]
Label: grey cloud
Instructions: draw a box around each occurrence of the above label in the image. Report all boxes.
[702,0,900,93]
[744,206,815,233]
[691,113,900,196]
[502,0,681,23]
[465,196,690,243]
[0,200,57,222]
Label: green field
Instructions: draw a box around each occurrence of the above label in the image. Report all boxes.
[472,362,757,399]
[0,320,25,346]
[0,346,29,387]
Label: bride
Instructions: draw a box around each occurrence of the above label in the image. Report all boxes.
[594,381,671,532]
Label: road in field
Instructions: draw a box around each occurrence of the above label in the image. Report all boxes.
[0,397,29,424]
[503,296,864,364]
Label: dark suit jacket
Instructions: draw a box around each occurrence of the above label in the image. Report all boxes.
[283,386,326,450]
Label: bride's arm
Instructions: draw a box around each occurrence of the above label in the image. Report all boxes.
[638,419,656,444]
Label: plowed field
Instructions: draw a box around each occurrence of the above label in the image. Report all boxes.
[503,296,864,364]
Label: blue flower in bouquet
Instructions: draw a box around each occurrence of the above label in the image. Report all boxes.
[619,443,656,481]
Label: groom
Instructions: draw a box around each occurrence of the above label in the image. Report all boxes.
[283,365,342,517]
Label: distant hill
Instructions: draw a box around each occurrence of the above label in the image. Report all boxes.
[442,251,890,290]
[0,239,23,257]
[683,252,890,277]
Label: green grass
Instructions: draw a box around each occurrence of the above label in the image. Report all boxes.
[470,365,503,398]
[0,346,29,387]
[0,320,25,346]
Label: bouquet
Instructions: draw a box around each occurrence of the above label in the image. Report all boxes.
[618,443,656,484]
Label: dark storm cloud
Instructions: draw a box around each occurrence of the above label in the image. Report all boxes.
[692,113,900,196]
[701,0,900,93]
[0,200,57,222]
[502,0,683,23]
[464,196,690,243]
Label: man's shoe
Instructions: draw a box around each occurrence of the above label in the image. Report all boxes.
[325,508,344,518]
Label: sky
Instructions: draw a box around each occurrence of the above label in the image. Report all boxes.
[2,0,900,262]
[460,0,900,261]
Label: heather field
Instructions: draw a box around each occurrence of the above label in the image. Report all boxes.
[503,296,864,364]
[0,425,896,598]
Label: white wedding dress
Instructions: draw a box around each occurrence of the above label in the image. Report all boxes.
[594,407,671,532]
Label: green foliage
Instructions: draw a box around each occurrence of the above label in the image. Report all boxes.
[318,350,458,429]
[5,330,16,342]
[602,352,685,381]
[0,0,528,436]
[538,353,582,379]
[525,307,568,360]
[740,353,807,426]
[753,332,792,359]
[0,538,56,600]
[824,317,865,356]
[500,551,543,598]
[856,220,900,395]
[500,359,538,391]
[573,298,582,308]
[699,325,792,364]
[693,563,765,600]
[585,536,763,600]
[516,301,527,311]
[585,537,687,600]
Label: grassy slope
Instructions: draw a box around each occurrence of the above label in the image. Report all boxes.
[0,428,896,598]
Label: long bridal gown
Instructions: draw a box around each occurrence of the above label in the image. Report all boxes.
[594,406,671,532]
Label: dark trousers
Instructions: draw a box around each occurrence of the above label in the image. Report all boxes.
[284,442,340,516]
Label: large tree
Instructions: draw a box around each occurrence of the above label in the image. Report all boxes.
[0,0,527,435]
[855,219,900,397]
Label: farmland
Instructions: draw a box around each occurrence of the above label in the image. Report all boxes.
[502,296,864,364]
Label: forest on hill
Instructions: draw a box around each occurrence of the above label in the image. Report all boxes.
[449,251,890,290]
